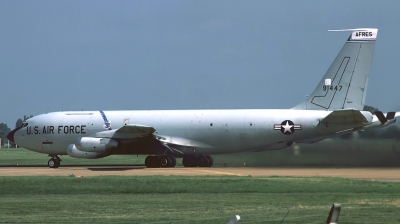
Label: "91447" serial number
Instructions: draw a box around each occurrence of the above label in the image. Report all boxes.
[323,85,342,91]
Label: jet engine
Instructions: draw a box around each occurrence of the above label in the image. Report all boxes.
[67,144,110,159]
[74,137,120,152]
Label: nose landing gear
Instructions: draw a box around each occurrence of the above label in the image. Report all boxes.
[48,155,61,168]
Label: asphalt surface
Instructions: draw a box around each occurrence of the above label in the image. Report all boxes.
[1,166,400,181]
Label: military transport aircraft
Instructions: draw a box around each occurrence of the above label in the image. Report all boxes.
[7,28,397,168]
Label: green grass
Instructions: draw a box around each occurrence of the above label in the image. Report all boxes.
[0,147,148,166]
[0,176,399,223]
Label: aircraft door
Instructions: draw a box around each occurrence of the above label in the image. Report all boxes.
[122,118,130,126]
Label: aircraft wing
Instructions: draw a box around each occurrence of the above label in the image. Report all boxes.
[296,127,364,144]
[94,124,156,139]
[299,110,397,144]
[116,124,155,135]
[296,109,369,144]
[320,109,369,125]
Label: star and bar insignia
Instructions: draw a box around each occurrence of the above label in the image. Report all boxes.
[274,120,302,135]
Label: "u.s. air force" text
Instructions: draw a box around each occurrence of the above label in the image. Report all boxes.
[27,125,87,135]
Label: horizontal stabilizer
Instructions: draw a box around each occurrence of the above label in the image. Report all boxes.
[363,111,398,129]
[320,109,368,124]
[386,112,396,120]
[374,111,396,124]
[374,111,387,124]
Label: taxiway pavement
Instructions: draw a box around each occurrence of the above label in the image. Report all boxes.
[0,166,399,181]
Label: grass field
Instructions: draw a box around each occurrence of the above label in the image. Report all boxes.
[0,176,399,223]
[1,143,400,223]
[0,147,147,166]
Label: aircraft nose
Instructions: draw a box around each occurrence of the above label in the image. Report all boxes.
[7,128,16,143]
[7,125,23,143]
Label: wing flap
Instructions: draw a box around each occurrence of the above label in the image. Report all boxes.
[320,109,368,124]
[116,124,156,134]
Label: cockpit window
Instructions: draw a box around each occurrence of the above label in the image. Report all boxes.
[14,122,28,132]
[18,123,28,129]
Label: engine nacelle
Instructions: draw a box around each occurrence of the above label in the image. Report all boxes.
[67,144,110,159]
[75,137,119,152]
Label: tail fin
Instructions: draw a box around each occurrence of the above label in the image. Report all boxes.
[293,28,378,111]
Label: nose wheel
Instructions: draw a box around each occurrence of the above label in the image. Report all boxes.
[48,155,61,168]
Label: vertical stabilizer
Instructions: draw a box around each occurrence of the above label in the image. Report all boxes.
[293,28,377,111]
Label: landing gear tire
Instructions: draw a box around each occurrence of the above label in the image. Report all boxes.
[205,155,213,167]
[182,155,198,167]
[145,155,177,168]
[48,158,60,169]
[197,155,209,167]
[55,159,60,168]
[170,156,177,167]
[160,155,172,168]
[159,155,177,168]
[48,154,61,168]
[145,156,161,168]
[182,155,214,167]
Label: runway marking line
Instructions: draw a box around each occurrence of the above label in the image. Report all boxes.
[192,168,248,176]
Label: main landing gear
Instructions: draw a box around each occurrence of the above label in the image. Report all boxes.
[48,155,61,169]
[144,155,213,168]
[182,155,213,167]
[145,155,177,168]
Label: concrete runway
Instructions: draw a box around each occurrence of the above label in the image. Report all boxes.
[1,166,400,181]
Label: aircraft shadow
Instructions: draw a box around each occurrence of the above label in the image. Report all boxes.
[87,166,146,171]
[0,164,145,168]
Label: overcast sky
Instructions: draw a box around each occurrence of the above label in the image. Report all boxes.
[1,1,400,128]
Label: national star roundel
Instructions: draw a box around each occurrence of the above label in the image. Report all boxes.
[273,120,302,135]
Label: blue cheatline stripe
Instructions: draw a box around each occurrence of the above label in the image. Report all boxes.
[99,110,112,130]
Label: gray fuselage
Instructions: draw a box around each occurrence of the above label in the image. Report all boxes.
[13,109,372,156]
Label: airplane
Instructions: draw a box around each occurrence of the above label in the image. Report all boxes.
[7,28,397,169]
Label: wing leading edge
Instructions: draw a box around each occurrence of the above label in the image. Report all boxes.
[95,124,156,139]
